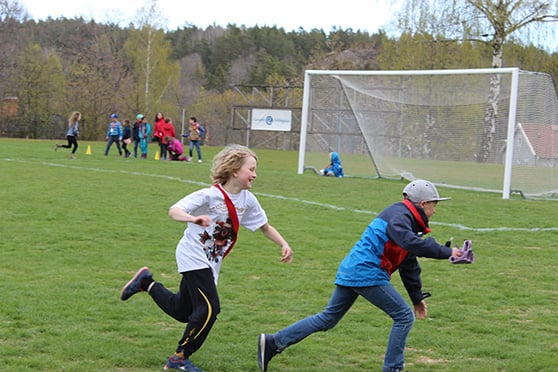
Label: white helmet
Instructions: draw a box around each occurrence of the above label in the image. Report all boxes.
[402,179,451,203]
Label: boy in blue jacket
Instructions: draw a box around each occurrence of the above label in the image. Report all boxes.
[104,113,123,156]
[258,179,463,372]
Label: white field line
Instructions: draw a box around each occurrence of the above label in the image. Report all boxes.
[5,158,558,232]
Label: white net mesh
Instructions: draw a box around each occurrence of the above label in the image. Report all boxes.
[300,69,558,198]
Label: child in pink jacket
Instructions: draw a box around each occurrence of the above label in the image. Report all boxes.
[166,136,186,161]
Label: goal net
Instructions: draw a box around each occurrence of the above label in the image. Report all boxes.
[298,68,558,199]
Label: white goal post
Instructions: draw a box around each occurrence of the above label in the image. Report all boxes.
[298,68,558,199]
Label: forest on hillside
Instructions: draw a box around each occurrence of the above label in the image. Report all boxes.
[1,0,557,147]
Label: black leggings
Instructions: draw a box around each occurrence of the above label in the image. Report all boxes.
[149,268,221,357]
[60,135,78,154]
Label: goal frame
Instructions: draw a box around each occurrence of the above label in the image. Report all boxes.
[297,68,520,199]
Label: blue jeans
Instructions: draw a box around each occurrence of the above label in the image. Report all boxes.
[273,284,415,372]
[189,140,202,160]
[161,143,168,160]
[104,135,122,156]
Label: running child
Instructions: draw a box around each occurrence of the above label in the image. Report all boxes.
[120,144,294,371]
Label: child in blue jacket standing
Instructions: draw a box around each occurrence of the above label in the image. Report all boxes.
[104,113,123,156]
[259,179,463,372]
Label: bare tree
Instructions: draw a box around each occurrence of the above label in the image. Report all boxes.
[124,0,180,116]
[393,0,558,162]
[0,0,30,99]
[10,43,65,138]
[63,24,135,140]
[0,0,28,22]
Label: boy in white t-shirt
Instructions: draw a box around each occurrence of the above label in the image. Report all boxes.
[120,144,294,371]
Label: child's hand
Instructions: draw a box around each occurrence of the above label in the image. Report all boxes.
[193,215,212,227]
[414,300,428,319]
[280,246,293,263]
[451,247,463,258]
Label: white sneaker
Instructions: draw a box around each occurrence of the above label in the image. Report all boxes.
[198,159,202,163]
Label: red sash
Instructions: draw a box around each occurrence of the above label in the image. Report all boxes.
[214,184,239,258]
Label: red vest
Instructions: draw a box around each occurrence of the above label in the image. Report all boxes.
[380,200,431,275]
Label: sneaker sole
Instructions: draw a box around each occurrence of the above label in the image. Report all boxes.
[258,334,266,371]
[120,266,149,300]
[163,359,203,371]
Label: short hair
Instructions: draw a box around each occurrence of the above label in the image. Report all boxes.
[211,144,257,185]
[190,116,197,122]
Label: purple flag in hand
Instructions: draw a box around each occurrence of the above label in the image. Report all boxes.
[450,240,474,264]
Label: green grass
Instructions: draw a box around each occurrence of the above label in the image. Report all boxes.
[1,138,557,371]
[304,151,558,197]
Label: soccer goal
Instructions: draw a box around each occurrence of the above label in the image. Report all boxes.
[298,68,558,199]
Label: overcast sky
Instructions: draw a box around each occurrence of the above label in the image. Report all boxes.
[16,0,558,51]
[18,0,402,33]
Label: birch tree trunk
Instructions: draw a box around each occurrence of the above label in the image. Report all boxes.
[477,33,504,163]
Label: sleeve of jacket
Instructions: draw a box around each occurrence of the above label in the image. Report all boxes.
[387,211,452,259]
[398,254,424,305]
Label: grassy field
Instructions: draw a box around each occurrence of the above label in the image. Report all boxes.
[1,138,557,371]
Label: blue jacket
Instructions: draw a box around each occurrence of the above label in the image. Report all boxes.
[107,121,122,137]
[323,152,344,177]
[335,200,452,304]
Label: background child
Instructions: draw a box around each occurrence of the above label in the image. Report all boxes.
[55,111,81,159]
[121,119,132,158]
[138,116,151,159]
[160,118,176,160]
[320,151,344,177]
[104,113,123,156]
[183,116,204,162]
[120,144,294,371]
[166,135,186,161]
[132,114,143,158]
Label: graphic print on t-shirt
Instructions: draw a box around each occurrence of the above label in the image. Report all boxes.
[199,217,237,263]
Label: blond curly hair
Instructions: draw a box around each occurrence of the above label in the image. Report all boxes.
[211,144,257,185]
